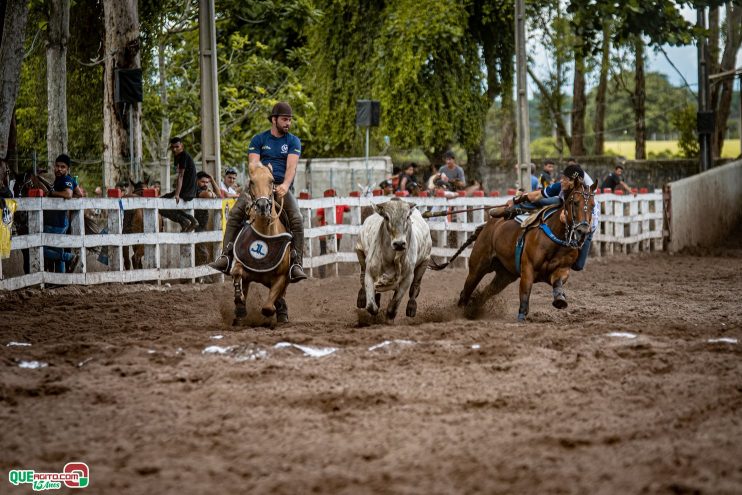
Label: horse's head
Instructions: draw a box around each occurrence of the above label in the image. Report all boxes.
[564,179,597,247]
[373,198,416,251]
[248,162,275,219]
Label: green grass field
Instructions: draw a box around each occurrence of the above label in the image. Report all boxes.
[604,140,741,159]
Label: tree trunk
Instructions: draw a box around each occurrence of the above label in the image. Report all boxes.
[158,40,171,189]
[570,52,586,157]
[46,0,70,166]
[500,60,516,160]
[0,0,29,160]
[103,0,141,187]
[593,23,611,155]
[633,38,646,160]
[712,3,742,158]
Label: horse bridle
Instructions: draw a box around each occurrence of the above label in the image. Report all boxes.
[564,183,594,248]
[245,185,284,227]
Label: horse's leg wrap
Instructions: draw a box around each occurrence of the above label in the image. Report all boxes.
[233,277,246,317]
[552,280,568,309]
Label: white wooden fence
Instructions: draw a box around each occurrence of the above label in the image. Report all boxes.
[0,192,664,290]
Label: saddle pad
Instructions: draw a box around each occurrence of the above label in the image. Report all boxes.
[520,204,562,230]
[233,224,292,273]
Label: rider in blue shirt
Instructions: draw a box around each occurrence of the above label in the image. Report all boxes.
[209,102,307,321]
[489,164,599,271]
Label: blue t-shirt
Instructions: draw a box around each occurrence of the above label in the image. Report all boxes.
[530,175,539,191]
[248,130,302,185]
[44,174,74,227]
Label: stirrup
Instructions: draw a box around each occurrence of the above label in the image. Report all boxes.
[209,254,231,273]
[289,263,308,282]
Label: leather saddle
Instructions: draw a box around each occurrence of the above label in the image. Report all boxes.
[233,224,292,273]
[514,203,561,229]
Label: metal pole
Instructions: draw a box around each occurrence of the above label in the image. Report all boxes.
[199,0,221,182]
[697,8,712,172]
[365,126,370,187]
[129,104,134,179]
[515,0,531,192]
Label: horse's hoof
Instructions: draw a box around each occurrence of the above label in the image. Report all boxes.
[406,300,417,317]
[235,306,247,318]
[552,297,568,309]
[366,303,379,316]
[356,289,366,309]
[517,313,527,322]
[276,313,289,324]
[261,307,276,317]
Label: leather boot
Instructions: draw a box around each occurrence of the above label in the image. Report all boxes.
[209,242,233,273]
[289,249,308,283]
[489,206,522,220]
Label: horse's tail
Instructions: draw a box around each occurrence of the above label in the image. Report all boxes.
[428,222,486,270]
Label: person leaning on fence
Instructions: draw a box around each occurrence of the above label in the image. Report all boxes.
[160,136,198,232]
[489,164,600,271]
[209,101,308,282]
[396,163,418,194]
[438,150,465,190]
[43,154,79,273]
[194,171,220,265]
[221,167,240,198]
[601,164,633,194]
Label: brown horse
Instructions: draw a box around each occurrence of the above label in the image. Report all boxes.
[432,179,597,321]
[230,163,291,324]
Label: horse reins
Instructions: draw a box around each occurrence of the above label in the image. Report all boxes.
[563,183,594,248]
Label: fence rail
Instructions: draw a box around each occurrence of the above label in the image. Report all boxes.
[1,192,664,290]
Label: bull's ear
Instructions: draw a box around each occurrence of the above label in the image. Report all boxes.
[407,203,417,216]
[372,202,384,217]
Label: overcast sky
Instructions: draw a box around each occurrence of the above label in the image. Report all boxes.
[528,5,741,92]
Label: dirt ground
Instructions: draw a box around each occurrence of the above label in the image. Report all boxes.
[1,244,741,494]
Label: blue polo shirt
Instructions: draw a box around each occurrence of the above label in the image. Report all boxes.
[248,130,302,185]
[44,174,74,227]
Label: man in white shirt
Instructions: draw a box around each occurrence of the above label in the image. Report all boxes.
[220,167,240,198]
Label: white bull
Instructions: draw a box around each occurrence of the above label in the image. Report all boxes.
[355,198,432,320]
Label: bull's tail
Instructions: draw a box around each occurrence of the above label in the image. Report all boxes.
[428,223,486,270]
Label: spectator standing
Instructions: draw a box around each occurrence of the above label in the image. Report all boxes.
[194,171,219,265]
[539,159,556,189]
[43,154,79,272]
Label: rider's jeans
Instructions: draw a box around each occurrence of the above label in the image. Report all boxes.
[43,223,75,271]
[572,231,593,271]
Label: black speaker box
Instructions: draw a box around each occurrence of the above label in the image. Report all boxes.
[696,111,715,134]
[356,100,380,127]
[115,68,143,104]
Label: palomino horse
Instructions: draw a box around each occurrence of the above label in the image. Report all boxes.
[431,179,597,321]
[230,163,292,324]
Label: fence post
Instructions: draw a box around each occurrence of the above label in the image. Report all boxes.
[107,201,123,274]
[69,207,87,278]
[143,203,159,274]
[30,204,44,287]
[628,196,639,253]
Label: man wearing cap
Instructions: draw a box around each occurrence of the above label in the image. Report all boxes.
[489,163,600,271]
[210,101,308,285]
[221,167,240,198]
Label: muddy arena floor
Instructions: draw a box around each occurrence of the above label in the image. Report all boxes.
[1,244,742,494]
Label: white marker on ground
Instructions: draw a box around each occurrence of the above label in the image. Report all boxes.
[606,332,638,339]
[18,360,48,369]
[274,342,337,358]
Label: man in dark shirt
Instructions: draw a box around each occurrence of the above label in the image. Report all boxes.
[160,136,198,232]
[601,164,632,194]
[539,159,555,189]
[194,171,219,265]
[43,154,79,272]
